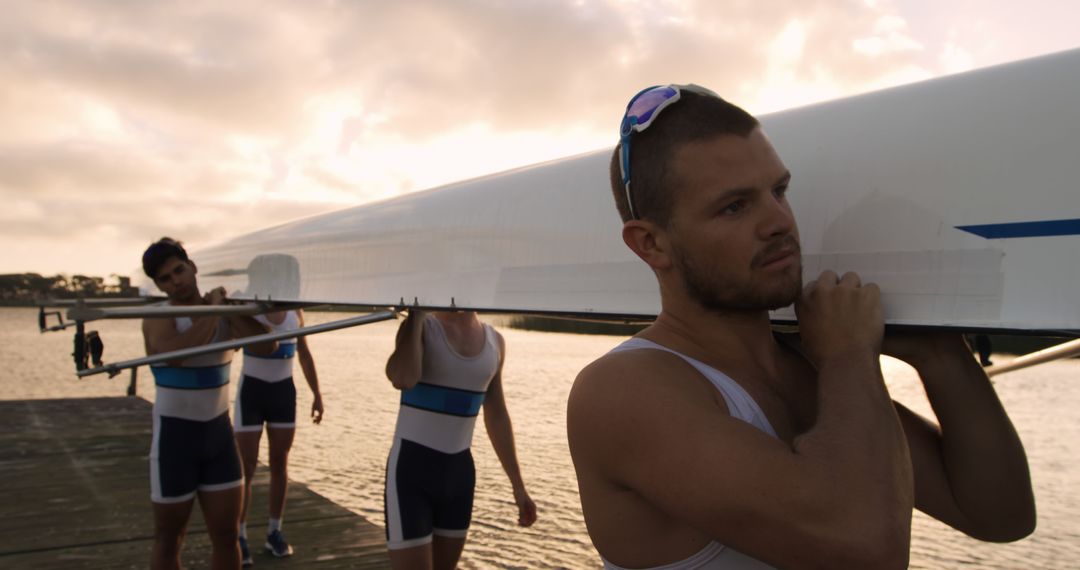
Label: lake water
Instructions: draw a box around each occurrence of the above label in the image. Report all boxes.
[5,307,1079,569]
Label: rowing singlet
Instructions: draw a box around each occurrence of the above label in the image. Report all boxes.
[601,337,778,570]
[148,314,241,503]
[241,311,299,382]
[235,311,300,432]
[150,315,233,422]
[391,316,500,453]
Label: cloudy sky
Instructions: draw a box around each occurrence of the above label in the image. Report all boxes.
[4,0,1079,277]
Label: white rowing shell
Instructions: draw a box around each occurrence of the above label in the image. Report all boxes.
[159,48,1080,333]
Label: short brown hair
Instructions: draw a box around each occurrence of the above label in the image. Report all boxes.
[609,90,759,225]
[142,237,189,278]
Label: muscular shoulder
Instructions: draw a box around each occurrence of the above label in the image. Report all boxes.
[572,349,698,404]
[142,316,177,354]
[568,348,730,472]
[572,347,725,404]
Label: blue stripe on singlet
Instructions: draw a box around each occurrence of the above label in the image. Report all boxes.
[401,383,486,417]
[151,363,231,389]
[243,343,297,359]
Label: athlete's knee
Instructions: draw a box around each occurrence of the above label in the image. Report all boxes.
[269,449,290,472]
[241,456,258,477]
[206,525,239,546]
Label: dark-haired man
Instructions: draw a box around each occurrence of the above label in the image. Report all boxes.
[567,86,1035,569]
[141,237,274,569]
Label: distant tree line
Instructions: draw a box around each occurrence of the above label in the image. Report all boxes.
[0,273,139,304]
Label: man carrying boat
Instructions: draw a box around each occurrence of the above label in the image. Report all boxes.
[567,86,1035,569]
[234,307,324,564]
[141,237,274,569]
[384,309,537,569]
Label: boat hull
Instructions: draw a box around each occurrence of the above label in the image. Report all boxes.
[161,48,1080,333]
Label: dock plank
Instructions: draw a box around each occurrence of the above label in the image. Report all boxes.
[0,397,389,568]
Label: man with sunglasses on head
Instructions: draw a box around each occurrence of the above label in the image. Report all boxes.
[141,237,274,569]
[567,86,1035,569]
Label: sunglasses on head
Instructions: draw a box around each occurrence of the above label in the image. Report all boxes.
[618,83,719,220]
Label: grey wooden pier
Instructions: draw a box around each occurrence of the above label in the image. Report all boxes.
[0,397,389,568]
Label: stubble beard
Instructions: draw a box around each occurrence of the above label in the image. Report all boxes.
[673,239,803,315]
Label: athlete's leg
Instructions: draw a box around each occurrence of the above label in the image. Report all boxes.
[151,499,194,570]
[198,485,243,569]
[265,426,295,520]
[235,429,262,529]
[234,373,265,537]
[432,535,467,570]
[151,413,198,569]
[198,411,244,567]
[430,448,474,570]
[389,543,434,570]
[386,439,437,567]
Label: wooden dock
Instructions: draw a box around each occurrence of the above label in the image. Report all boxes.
[0,397,389,568]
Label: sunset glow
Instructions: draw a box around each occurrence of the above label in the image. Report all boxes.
[2,0,1078,276]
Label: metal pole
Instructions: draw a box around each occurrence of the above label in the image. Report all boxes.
[67,302,283,323]
[77,310,397,378]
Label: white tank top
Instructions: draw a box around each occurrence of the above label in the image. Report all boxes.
[392,316,500,453]
[150,315,232,422]
[241,311,299,382]
[601,337,778,570]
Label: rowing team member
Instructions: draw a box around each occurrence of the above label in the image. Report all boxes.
[234,307,324,565]
[141,238,325,569]
[566,85,1035,569]
[141,238,272,569]
[384,309,537,569]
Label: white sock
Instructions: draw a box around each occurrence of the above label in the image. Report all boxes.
[239,522,247,539]
[268,518,282,533]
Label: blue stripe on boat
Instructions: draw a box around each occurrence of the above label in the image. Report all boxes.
[956,218,1080,239]
[244,342,297,359]
[401,383,485,417]
[151,363,231,389]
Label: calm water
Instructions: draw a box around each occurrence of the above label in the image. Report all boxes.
[5,307,1079,569]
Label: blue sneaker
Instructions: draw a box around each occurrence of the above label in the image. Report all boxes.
[265,529,294,558]
[239,535,253,566]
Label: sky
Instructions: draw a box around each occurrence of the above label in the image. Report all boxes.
[3,0,1079,277]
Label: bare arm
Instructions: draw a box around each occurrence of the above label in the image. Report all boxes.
[482,332,537,527]
[568,271,913,568]
[886,332,1035,542]
[142,288,224,355]
[226,309,275,356]
[384,310,426,390]
[295,310,324,424]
